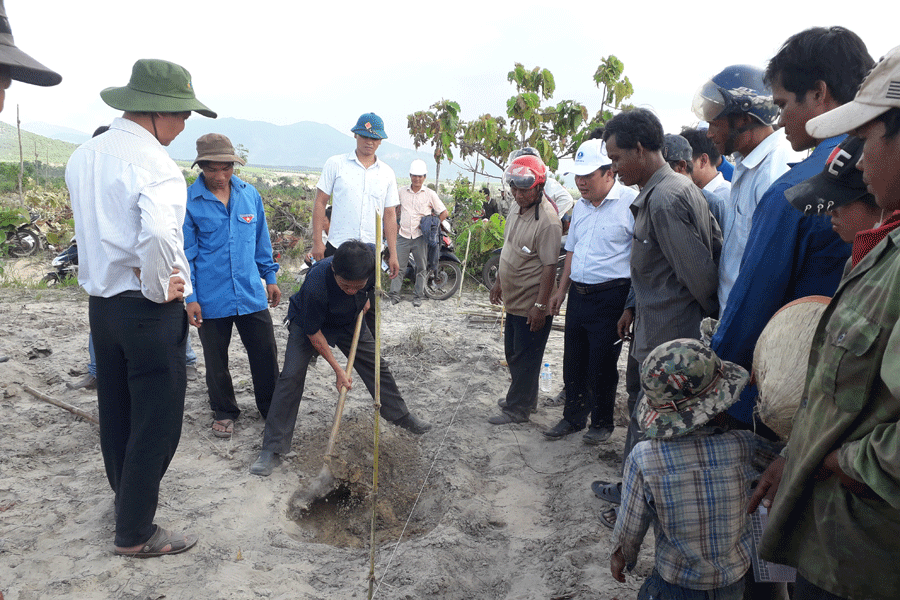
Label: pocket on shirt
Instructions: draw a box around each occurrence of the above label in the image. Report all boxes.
[236,213,257,242]
[819,308,881,413]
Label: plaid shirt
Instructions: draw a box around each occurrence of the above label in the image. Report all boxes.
[612,428,772,590]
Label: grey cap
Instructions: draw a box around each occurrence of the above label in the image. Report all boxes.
[663,134,692,163]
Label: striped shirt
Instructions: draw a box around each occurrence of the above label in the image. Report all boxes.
[612,428,765,590]
[66,117,191,303]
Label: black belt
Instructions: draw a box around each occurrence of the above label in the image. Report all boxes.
[571,278,630,295]
[116,290,146,299]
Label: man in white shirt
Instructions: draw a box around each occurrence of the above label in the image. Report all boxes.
[389,159,448,307]
[680,127,732,229]
[545,139,636,443]
[67,59,215,558]
[310,112,400,331]
[693,65,791,313]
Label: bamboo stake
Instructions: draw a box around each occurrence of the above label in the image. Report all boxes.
[22,385,99,425]
[368,213,383,600]
[456,228,472,307]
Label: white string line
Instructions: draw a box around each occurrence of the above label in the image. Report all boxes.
[371,308,501,598]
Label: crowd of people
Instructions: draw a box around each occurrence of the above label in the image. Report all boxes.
[4,3,900,597]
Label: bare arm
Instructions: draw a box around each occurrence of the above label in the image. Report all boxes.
[383,205,400,278]
[307,329,352,393]
[549,251,573,315]
[527,264,556,332]
[311,189,330,261]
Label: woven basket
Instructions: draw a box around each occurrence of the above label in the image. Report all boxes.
[753,296,830,440]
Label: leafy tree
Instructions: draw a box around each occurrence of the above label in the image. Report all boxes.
[407,100,461,186]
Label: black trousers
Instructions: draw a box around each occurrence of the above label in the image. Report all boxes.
[502,313,554,419]
[197,309,278,421]
[261,320,410,455]
[561,282,629,429]
[621,354,644,476]
[89,295,187,548]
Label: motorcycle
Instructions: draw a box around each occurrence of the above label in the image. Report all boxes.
[1,208,43,257]
[385,220,463,301]
[481,234,568,290]
[42,239,78,286]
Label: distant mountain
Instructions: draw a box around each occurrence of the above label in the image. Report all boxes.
[0,121,79,164]
[18,117,461,179]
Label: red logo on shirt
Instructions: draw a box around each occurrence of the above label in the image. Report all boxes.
[240,214,254,223]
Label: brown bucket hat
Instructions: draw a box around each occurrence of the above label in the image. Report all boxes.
[0,0,61,86]
[192,133,245,168]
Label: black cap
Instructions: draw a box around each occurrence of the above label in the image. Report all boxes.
[785,136,877,215]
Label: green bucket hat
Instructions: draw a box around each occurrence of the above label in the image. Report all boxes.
[100,59,216,118]
[637,338,749,439]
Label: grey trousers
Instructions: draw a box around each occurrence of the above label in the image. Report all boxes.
[260,320,411,455]
[389,235,428,299]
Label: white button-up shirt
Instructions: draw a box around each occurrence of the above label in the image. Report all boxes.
[66,117,192,303]
[718,129,791,313]
[317,152,399,246]
[565,181,637,284]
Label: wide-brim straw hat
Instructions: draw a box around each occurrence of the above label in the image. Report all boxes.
[0,0,61,86]
[753,296,830,440]
[637,338,749,439]
[100,59,216,118]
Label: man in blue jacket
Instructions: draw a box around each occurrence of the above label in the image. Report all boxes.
[709,27,874,430]
[183,133,280,439]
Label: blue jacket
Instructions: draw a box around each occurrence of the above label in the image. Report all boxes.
[711,135,851,424]
[183,174,279,318]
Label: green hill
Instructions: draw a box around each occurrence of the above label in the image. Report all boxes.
[0,121,79,165]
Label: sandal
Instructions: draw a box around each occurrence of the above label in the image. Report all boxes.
[600,506,619,529]
[212,419,234,438]
[591,480,622,504]
[115,526,198,558]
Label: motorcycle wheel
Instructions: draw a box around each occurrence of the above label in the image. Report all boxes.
[8,228,42,258]
[482,254,501,289]
[425,261,462,300]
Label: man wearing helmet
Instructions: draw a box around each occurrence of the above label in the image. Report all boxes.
[388,159,448,307]
[708,27,873,431]
[488,154,562,425]
[693,64,792,312]
[508,147,575,218]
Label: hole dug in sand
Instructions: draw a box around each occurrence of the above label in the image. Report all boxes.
[285,413,445,549]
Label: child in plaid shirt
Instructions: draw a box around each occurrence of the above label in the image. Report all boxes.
[610,338,767,600]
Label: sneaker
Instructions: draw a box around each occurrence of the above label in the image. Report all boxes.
[66,373,97,390]
[186,364,199,381]
[582,425,614,445]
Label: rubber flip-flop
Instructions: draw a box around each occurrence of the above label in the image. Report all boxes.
[115,526,198,558]
[591,480,622,504]
[212,419,234,438]
[599,506,618,529]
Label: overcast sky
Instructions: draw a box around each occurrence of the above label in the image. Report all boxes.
[3,1,897,164]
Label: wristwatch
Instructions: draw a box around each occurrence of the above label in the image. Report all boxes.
[533,302,546,310]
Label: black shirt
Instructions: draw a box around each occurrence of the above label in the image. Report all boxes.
[286,256,372,335]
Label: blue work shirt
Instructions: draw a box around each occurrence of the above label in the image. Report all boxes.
[711,135,851,424]
[183,174,279,319]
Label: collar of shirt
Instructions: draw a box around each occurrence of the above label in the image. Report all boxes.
[190,173,246,202]
[734,128,787,174]
[703,172,727,193]
[348,151,383,170]
[579,180,631,208]
[631,163,673,212]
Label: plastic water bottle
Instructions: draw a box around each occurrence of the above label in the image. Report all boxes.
[539,362,552,393]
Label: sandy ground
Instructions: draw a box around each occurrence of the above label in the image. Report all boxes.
[0,265,653,600]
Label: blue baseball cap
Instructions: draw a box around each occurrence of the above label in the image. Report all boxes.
[351,112,387,139]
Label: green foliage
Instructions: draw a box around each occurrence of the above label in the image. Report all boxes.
[0,205,27,231]
[445,175,482,227]
[454,213,505,274]
[407,100,461,184]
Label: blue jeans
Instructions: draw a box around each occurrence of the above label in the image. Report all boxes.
[89,328,196,376]
[638,570,744,600]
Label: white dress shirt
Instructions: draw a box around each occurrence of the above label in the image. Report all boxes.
[544,177,575,216]
[66,117,191,303]
[565,181,637,284]
[317,152,399,246]
[718,129,791,312]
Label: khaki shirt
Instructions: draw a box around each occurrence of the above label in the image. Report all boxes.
[498,198,562,316]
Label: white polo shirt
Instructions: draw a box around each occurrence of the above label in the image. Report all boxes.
[317,152,400,246]
[565,181,637,284]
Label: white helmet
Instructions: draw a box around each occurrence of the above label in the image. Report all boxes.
[410,159,428,176]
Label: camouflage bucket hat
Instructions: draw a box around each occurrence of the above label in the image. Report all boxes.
[637,338,749,439]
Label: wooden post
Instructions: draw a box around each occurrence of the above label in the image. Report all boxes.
[457,228,472,307]
[368,212,383,600]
